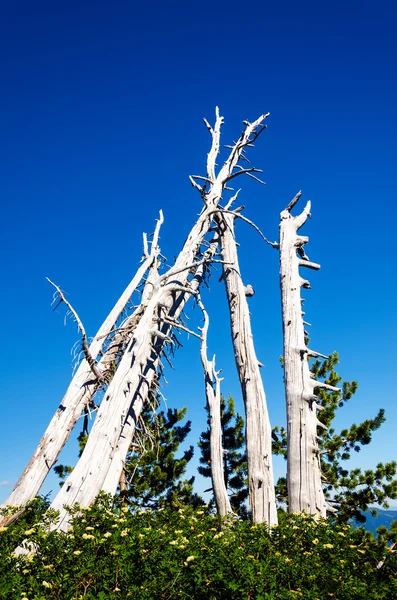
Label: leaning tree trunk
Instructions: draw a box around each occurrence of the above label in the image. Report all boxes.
[197,294,232,517]
[279,193,340,517]
[0,213,163,526]
[218,212,277,526]
[49,109,270,531]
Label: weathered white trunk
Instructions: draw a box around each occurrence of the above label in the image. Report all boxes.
[219,213,277,526]
[49,109,270,530]
[0,214,163,525]
[198,296,232,517]
[279,193,339,517]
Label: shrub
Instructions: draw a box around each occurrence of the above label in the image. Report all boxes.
[0,497,396,599]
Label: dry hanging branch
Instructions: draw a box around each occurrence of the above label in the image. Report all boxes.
[47,108,273,531]
[47,278,104,383]
[279,193,340,517]
[197,294,232,518]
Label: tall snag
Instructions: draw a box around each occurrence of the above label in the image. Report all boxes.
[0,213,163,526]
[217,210,277,526]
[48,108,273,530]
[279,193,340,516]
[197,294,232,517]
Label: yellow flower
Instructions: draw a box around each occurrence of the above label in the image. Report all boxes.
[169,540,178,545]
[337,532,345,537]
[103,532,112,538]
[24,528,35,536]
[196,510,204,515]
[0,526,7,532]
[112,524,118,528]
[121,529,128,537]
[22,569,29,574]
[275,552,281,557]
[357,549,366,554]
[323,544,334,549]
[175,530,183,534]
[159,530,166,534]
[21,597,29,600]
[210,528,217,531]
[185,555,195,562]
[43,564,54,569]
[85,526,95,531]
[312,538,319,545]
[114,587,121,592]
[82,533,95,540]
[303,551,312,556]
[121,505,129,513]
[42,581,52,589]
[340,560,345,564]
[73,550,82,556]
[284,557,292,563]
[248,554,255,559]
[213,532,224,539]
[349,545,357,548]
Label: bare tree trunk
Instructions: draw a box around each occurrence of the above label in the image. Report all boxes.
[197,295,232,517]
[49,109,270,531]
[279,193,339,517]
[219,212,277,526]
[0,214,163,526]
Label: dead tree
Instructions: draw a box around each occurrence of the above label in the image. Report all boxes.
[217,210,278,526]
[46,108,272,531]
[0,213,163,527]
[279,193,340,517]
[197,294,232,517]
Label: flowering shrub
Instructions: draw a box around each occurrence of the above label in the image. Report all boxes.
[0,497,396,599]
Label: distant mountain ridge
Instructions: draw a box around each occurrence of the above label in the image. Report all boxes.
[356,509,397,535]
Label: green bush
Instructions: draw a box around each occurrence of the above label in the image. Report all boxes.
[1,498,396,600]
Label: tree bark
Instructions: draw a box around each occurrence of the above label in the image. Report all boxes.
[0,213,163,526]
[219,212,277,526]
[49,109,270,531]
[279,193,339,517]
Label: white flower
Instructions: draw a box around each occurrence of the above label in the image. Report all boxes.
[42,581,52,589]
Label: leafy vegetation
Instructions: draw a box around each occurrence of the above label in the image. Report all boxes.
[0,496,396,600]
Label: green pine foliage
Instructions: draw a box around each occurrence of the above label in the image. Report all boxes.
[123,403,202,510]
[198,395,248,514]
[272,352,397,523]
[1,497,396,600]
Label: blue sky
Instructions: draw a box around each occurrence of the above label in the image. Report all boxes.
[0,0,396,505]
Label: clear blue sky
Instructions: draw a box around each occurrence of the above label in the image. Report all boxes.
[1,0,396,504]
